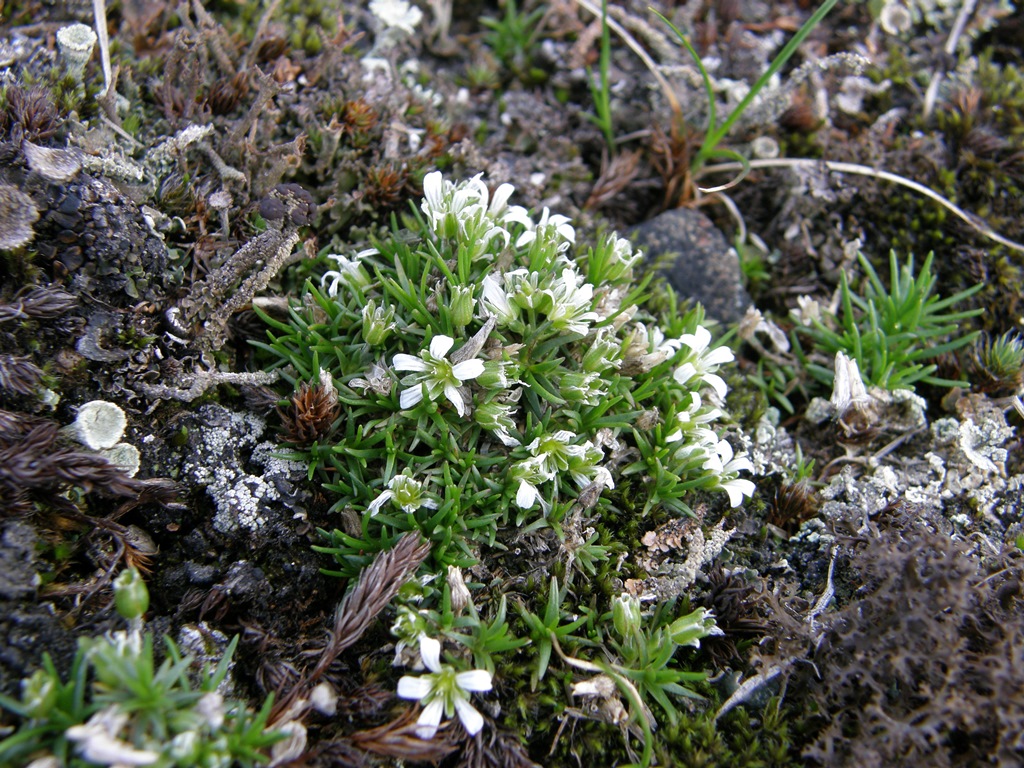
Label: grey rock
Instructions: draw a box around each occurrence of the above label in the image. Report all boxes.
[629,208,751,324]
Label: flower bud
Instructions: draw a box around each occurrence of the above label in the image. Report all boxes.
[21,669,58,717]
[361,300,397,346]
[169,730,201,762]
[449,285,476,328]
[196,691,225,729]
[310,682,338,716]
[447,565,472,615]
[611,593,642,642]
[668,607,721,648]
[477,359,516,390]
[113,567,149,620]
[559,371,601,403]
[474,401,520,446]
[581,330,621,372]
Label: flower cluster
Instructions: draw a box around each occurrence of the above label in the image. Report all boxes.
[256,170,757,752]
[262,170,755,571]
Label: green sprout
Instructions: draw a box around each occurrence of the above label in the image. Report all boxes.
[481,0,548,84]
[792,250,983,390]
[583,0,616,153]
[653,0,838,191]
[0,597,280,767]
[971,331,1024,394]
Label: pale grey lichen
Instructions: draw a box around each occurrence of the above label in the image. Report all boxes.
[178,405,310,535]
[99,442,141,477]
[80,153,146,183]
[73,400,128,450]
[148,124,216,168]
[56,23,97,83]
[0,183,40,250]
[180,406,276,534]
[23,141,83,183]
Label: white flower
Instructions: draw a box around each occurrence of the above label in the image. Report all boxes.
[367,472,439,515]
[420,171,519,248]
[510,456,553,512]
[673,326,735,399]
[665,392,723,444]
[702,439,755,507]
[66,706,159,766]
[397,636,493,739]
[623,323,680,373]
[790,295,822,326]
[369,0,422,34]
[545,266,599,335]
[393,335,485,416]
[481,273,520,326]
[512,430,608,511]
[321,250,375,297]
[830,351,871,414]
[515,207,575,250]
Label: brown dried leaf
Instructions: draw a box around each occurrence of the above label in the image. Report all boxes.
[350,708,460,762]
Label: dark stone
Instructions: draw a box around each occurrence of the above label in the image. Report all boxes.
[629,208,751,324]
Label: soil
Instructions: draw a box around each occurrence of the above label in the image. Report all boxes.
[2,0,1024,766]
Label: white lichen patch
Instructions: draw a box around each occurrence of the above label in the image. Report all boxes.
[73,400,127,449]
[956,418,1011,474]
[209,473,278,534]
[179,407,282,534]
[148,125,216,168]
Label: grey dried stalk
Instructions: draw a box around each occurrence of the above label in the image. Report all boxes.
[0,355,45,395]
[0,285,77,323]
[0,420,179,513]
[270,534,431,722]
[168,228,300,351]
[137,369,279,403]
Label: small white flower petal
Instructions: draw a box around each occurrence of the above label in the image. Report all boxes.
[727,455,754,474]
[400,385,424,409]
[516,480,538,509]
[716,439,735,465]
[393,354,428,372]
[71,733,159,766]
[704,346,735,367]
[429,335,455,359]
[721,478,756,507]
[418,635,442,673]
[397,675,433,700]
[704,373,729,400]
[366,490,393,516]
[452,359,485,381]
[415,698,445,740]
[444,384,466,416]
[455,669,493,692]
[680,326,712,353]
[454,697,485,736]
[490,183,514,213]
[422,171,443,210]
[673,363,697,385]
